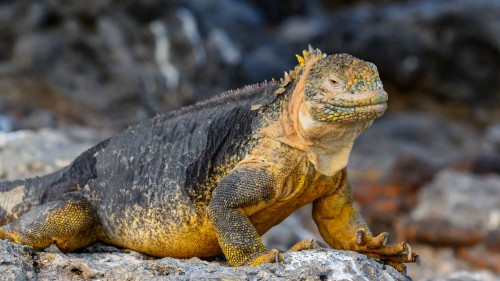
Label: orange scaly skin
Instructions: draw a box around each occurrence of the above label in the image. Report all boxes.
[0,46,418,273]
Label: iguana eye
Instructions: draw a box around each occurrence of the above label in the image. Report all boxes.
[329,78,340,86]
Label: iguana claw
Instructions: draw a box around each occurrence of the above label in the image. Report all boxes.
[348,229,419,273]
[248,249,283,266]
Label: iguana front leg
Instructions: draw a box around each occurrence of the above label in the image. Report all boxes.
[208,165,282,266]
[312,171,419,273]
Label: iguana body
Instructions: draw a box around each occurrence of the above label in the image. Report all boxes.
[0,47,418,271]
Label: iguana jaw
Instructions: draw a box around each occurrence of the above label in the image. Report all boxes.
[308,89,388,122]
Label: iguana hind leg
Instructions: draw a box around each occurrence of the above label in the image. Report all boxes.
[0,193,100,252]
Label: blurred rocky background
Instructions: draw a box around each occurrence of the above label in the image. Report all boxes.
[0,0,499,280]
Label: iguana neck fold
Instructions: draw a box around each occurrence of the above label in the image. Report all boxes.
[261,55,373,176]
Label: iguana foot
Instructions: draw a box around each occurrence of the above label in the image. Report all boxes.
[247,248,283,266]
[347,229,419,273]
[0,227,10,241]
[0,194,100,252]
[289,238,327,252]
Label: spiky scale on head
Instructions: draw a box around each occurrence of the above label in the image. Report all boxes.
[274,45,326,96]
[292,45,327,74]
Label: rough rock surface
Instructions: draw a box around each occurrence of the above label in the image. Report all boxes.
[396,169,500,273]
[0,240,407,281]
[0,239,36,280]
[404,244,499,281]
[411,170,500,231]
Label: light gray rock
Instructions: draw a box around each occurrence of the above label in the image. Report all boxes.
[411,169,500,231]
[0,129,96,180]
[0,240,36,280]
[484,123,500,153]
[424,270,500,281]
[0,239,406,281]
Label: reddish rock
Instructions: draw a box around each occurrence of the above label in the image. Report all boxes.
[457,245,500,272]
[395,217,487,247]
[484,230,500,253]
[391,154,436,190]
[354,183,414,210]
[352,154,436,236]
[354,154,435,212]
[354,183,410,236]
[353,183,388,205]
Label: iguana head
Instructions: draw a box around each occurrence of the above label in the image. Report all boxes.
[281,47,388,123]
[305,52,387,122]
[269,47,388,176]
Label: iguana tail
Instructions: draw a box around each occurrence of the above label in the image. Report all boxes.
[0,139,110,226]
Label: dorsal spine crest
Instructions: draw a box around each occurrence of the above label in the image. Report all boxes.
[274,45,327,96]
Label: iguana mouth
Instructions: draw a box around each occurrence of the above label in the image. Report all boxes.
[324,91,388,108]
[311,91,388,122]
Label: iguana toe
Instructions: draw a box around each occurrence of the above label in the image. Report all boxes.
[248,248,283,266]
[347,228,420,272]
[289,238,327,252]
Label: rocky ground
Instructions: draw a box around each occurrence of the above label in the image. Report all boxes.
[1,0,499,280]
[1,115,499,280]
[1,239,409,281]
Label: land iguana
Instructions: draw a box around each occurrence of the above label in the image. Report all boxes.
[0,46,418,272]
